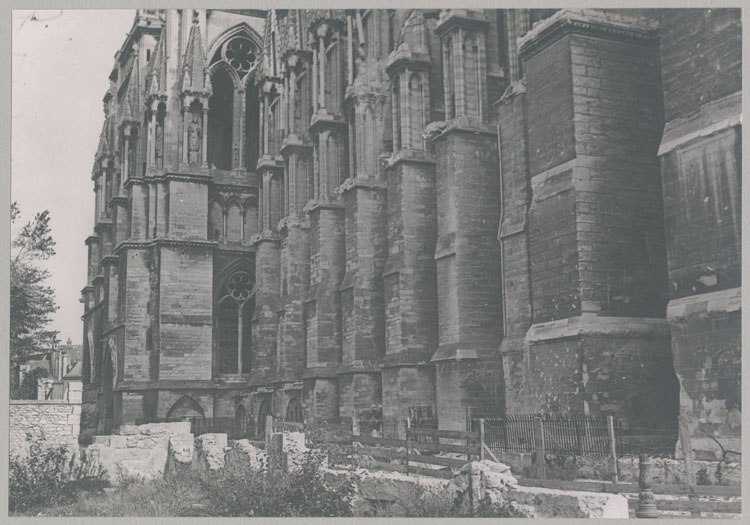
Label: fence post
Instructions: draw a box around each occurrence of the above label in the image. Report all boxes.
[607,415,618,483]
[479,418,485,462]
[635,453,658,518]
[533,416,546,480]
[405,417,410,476]
[678,416,695,485]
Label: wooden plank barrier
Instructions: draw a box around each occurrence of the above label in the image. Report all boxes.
[517,478,741,497]
[518,478,740,517]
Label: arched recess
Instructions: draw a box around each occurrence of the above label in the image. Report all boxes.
[243,197,258,240]
[208,199,225,240]
[257,399,271,437]
[409,73,424,150]
[226,199,243,241]
[326,131,340,196]
[208,66,235,170]
[167,395,205,419]
[235,404,248,437]
[463,34,479,116]
[286,398,303,423]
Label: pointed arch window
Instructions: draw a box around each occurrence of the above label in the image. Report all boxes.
[215,269,254,375]
[208,68,234,170]
[208,34,261,171]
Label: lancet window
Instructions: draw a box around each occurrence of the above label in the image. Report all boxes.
[208,33,261,171]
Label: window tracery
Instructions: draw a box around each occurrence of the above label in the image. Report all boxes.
[215,268,254,375]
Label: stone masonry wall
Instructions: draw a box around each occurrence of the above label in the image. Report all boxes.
[657,8,742,460]
[10,399,82,458]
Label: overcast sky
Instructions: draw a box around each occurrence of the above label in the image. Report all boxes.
[12,10,136,345]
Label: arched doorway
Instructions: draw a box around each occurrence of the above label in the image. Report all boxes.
[256,399,270,438]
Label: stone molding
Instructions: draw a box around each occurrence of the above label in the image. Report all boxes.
[386,148,436,169]
[525,315,670,343]
[431,343,480,362]
[658,92,742,156]
[666,286,741,324]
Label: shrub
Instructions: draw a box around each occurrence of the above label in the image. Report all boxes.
[196,450,354,517]
[9,435,108,513]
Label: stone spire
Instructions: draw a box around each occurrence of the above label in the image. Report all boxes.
[181,13,211,96]
[120,49,142,125]
[95,119,111,160]
[146,28,168,99]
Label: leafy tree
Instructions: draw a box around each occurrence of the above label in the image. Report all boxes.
[10,202,58,383]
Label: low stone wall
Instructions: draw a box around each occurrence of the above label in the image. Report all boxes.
[86,422,193,482]
[322,460,628,518]
[9,400,81,458]
[497,451,741,486]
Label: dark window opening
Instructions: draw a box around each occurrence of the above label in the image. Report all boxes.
[208,68,234,170]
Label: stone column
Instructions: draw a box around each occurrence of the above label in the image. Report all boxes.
[148,109,156,168]
[318,31,327,111]
[201,106,209,168]
[122,132,131,182]
[182,105,190,164]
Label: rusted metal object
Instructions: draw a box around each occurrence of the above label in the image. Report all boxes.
[635,453,658,518]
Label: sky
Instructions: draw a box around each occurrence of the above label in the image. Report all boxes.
[12,10,136,345]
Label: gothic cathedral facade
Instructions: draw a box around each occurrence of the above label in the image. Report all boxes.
[81,9,741,460]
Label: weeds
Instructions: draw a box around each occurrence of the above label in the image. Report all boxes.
[9,434,108,513]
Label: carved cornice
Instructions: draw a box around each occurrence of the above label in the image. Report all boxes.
[125,172,212,187]
[84,235,99,245]
[113,238,218,255]
[435,9,489,37]
[215,243,256,255]
[518,9,659,60]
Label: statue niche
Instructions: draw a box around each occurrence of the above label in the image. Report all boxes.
[154,110,165,169]
[188,109,203,165]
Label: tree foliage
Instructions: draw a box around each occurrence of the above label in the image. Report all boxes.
[10,201,58,365]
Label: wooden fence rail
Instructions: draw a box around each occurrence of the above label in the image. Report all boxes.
[343,427,481,479]
[517,478,741,517]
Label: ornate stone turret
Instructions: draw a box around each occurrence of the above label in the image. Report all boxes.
[146,29,168,172]
[180,12,211,169]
